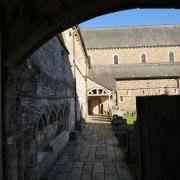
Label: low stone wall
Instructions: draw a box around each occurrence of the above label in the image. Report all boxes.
[37,131,69,179]
[4,37,77,179]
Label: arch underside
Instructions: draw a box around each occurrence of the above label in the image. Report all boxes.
[2,0,180,65]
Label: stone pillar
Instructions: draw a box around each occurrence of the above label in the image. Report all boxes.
[0,23,3,180]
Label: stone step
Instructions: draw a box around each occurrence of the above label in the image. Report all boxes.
[87,115,111,122]
[88,117,111,120]
[88,116,110,118]
[88,115,110,118]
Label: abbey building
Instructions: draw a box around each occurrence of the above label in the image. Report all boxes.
[81,25,180,114]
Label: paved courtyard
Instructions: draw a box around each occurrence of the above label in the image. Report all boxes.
[46,118,133,180]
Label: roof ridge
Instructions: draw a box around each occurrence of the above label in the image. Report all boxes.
[92,62,180,68]
[81,24,180,30]
[80,25,180,49]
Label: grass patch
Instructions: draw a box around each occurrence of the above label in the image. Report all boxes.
[124,115,136,125]
[128,163,139,180]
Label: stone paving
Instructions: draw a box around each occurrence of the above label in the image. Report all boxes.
[46,118,133,180]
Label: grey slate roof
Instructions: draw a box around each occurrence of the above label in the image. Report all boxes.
[88,63,180,90]
[81,25,180,49]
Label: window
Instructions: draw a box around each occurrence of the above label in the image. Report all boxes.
[175,89,179,94]
[114,55,118,64]
[88,56,91,68]
[169,52,174,63]
[88,88,108,96]
[42,114,47,127]
[127,91,131,96]
[49,111,56,124]
[141,54,146,64]
[120,96,123,102]
[92,89,97,94]
[37,118,43,132]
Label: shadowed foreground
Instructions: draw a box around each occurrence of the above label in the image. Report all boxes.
[45,116,133,180]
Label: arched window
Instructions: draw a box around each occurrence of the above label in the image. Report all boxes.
[49,111,56,124]
[141,54,146,64]
[37,118,43,132]
[169,52,174,63]
[58,109,63,121]
[42,114,47,127]
[88,56,91,68]
[57,109,64,133]
[88,88,108,96]
[114,55,118,64]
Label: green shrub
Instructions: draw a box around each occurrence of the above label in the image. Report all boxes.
[124,115,136,125]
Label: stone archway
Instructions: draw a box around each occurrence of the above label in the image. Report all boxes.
[2,0,180,65]
[88,88,109,115]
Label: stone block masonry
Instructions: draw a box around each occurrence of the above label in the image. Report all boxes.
[4,36,77,179]
[45,117,133,180]
[86,46,180,66]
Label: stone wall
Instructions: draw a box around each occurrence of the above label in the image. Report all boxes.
[86,45,180,114]
[87,46,180,66]
[62,27,88,120]
[4,36,76,179]
[116,78,180,113]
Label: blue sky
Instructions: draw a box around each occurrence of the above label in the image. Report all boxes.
[80,9,180,28]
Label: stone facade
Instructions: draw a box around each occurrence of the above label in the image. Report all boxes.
[116,78,180,113]
[87,46,180,66]
[4,36,74,180]
[62,27,88,120]
[3,27,89,180]
[81,26,180,114]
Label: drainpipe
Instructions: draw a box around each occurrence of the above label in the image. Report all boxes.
[115,90,118,106]
[73,30,77,128]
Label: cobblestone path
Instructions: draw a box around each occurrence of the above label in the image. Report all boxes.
[46,118,133,180]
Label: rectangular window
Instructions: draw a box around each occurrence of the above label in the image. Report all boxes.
[120,96,123,102]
